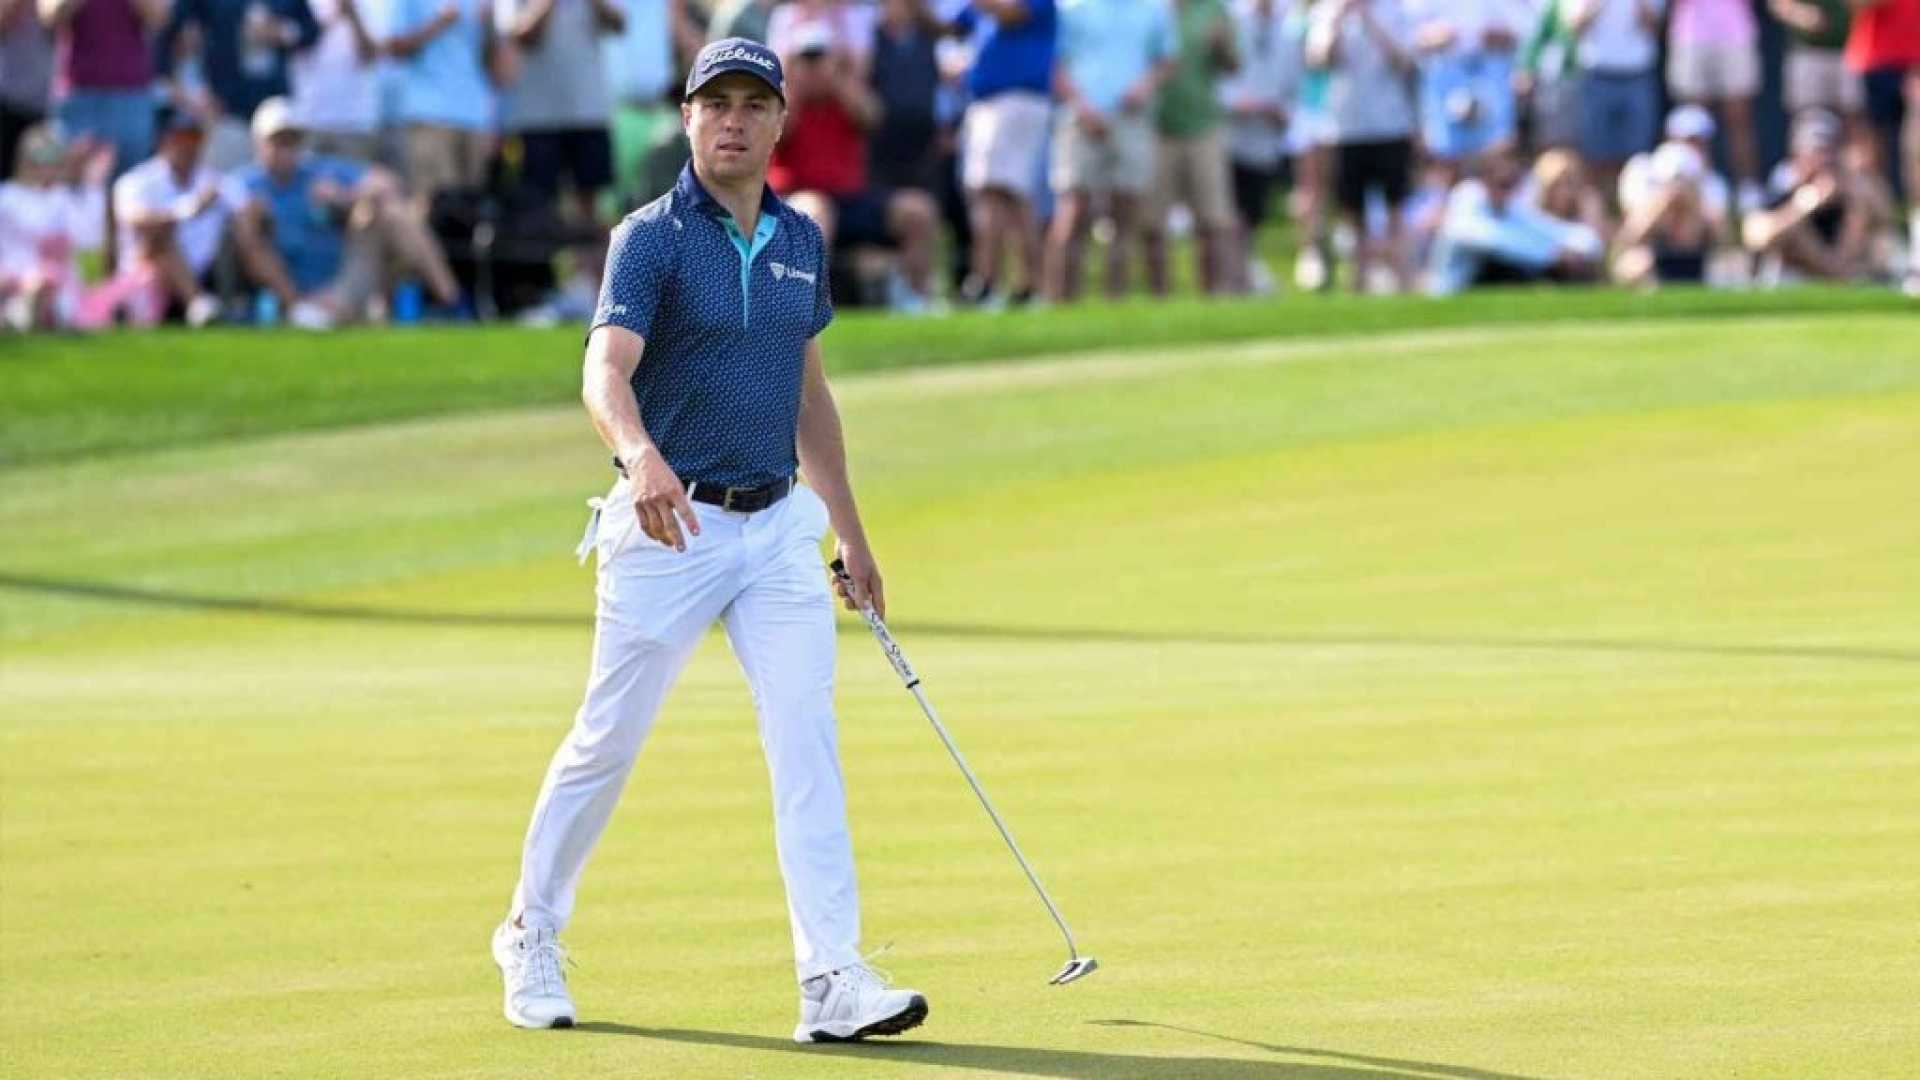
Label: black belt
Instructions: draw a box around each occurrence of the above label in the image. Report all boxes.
[612,456,793,513]
[685,476,791,512]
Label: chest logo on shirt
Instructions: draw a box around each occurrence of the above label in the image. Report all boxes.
[769,262,816,285]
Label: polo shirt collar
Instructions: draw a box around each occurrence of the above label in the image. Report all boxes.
[674,162,786,222]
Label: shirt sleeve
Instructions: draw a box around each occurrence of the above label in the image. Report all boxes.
[590,214,674,341]
[806,218,834,338]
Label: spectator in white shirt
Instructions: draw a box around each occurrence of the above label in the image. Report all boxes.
[0,124,109,329]
[1427,142,1602,294]
[110,108,228,326]
[1306,0,1418,292]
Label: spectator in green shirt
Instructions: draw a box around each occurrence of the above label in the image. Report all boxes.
[1144,0,1239,296]
[1771,0,1864,130]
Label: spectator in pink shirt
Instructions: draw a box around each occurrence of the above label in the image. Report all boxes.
[1666,0,1763,212]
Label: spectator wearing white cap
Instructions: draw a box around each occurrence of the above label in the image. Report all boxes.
[1619,104,1731,222]
[228,95,462,326]
[1613,140,1725,286]
[1745,108,1897,284]
[1665,0,1762,212]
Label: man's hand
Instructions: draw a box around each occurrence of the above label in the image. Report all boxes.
[1074,103,1110,137]
[833,541,885,619]
[624,447,699,552]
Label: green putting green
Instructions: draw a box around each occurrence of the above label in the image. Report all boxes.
[3,313,1917,1078]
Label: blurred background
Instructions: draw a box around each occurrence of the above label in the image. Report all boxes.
[3,0,1919,332]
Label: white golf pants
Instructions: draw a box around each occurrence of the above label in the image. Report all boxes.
[509,479,861,981]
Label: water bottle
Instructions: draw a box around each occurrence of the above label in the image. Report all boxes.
[392,281,424,325]
[254,289,281,326]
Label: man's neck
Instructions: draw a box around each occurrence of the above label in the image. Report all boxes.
[695,162,766,235]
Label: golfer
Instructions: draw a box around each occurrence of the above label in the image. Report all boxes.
[491,38,928,1044]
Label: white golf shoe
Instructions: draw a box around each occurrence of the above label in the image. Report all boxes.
[491,921,576,1029]
[792,962,928,1043]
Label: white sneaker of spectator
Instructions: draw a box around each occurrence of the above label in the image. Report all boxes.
[289,300,336,331]
[186,295,220,328]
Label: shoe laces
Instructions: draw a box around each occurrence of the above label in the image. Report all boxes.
[842,944,895,992]
[520,932,572,996]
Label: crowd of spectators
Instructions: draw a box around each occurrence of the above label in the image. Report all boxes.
[1,0,1916,332]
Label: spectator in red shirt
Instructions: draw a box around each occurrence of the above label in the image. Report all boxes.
[769,17,939,310]
[1844,0,1920,293]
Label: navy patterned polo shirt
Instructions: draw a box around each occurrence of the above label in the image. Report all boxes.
[588,163,834,489]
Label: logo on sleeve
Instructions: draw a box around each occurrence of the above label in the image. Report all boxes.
[769,262,816,285]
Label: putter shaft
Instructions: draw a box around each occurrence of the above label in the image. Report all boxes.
[830,561,1092,978]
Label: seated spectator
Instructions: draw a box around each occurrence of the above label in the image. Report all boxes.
[1046,0,1173,302]
[229,96,462,327]
[289,0,384,162]
[0,124,108,329]
[1427,142,1602,294]
[110,107,228,326]
[1528,147,1612,247]
[1405,0,1525,172]
[157,0,323,172]
[770,22,939,310]
[385,0,499,211]
[1613,141,1724,287]
[1745,108,1897,284]
[951,0,1056,307]
[1307,0,1417,293]
[1619,104,1731,222]
[1666,0,1763,211]
[1219,0,1300,294]
[1143,0,1240,298]
[2,0,53,183]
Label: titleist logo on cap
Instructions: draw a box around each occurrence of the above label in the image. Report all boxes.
[702,45,776,72]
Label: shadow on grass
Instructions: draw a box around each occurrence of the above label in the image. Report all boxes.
[570,1020,1548,1079]
[6,569,1918,666]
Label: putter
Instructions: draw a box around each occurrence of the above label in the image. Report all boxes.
[830,560,1099,986]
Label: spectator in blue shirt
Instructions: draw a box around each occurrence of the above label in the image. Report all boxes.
[950,0,1054,305]
[384,0,499,210]
[229,96,462,326]
[1044,0,1173,301]
[157,0,322,171]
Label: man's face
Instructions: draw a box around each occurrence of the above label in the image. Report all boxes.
[259,130,304,179]
[682,74,785,185]
[161,129,205,172]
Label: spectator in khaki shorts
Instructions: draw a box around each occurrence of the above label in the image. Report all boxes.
[1771,0,1861,140]
[385,0,498,209]
[1045,0,1174,302]
[951,0,1058,306]
[289,0,385,162]
[229,96,462,326]
[1143,0,1239,297]
[1666,0,1763,212]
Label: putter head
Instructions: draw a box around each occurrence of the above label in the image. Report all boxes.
[1050,956,1099,986]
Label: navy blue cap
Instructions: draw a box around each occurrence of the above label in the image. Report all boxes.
[684,37,785,101]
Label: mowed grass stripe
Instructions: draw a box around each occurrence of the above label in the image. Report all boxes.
[2,312,1917,1078]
